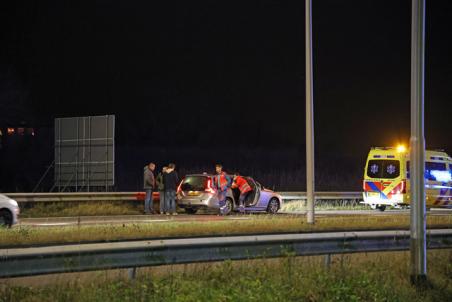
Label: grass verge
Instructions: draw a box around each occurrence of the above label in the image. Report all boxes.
[1,250,451,301]
[19,201,143,218]
[1,215,451,248]
[20,199,369,219]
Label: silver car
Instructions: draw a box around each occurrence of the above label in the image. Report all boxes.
[177,174,282,215]
[0,194,20,227]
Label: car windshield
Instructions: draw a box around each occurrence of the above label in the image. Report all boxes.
[181,176,207,191]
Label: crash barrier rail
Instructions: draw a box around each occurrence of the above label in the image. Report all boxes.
[0,229,451,278]
[4,191,363,203]
[5,192,145,203]
[278,192,363,207]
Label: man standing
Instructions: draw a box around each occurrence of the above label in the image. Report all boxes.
[155,166,167,214]
[143,162,156,214]
[163,163,179,215]
[231,173,252,213]
[214,164,232,215]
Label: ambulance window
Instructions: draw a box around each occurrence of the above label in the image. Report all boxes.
[367,160,400,179]
[382,160,400,178]
[367,160,383,178]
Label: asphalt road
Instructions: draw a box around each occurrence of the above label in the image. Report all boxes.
[17,209,452,227]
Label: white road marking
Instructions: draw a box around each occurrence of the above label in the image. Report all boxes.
[228,217,251,220]
[35,223,74,226]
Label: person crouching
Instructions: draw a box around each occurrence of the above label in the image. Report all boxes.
[231,173,252,213]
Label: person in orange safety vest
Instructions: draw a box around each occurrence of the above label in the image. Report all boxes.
[214,164,232,215]
[231,173,252,213]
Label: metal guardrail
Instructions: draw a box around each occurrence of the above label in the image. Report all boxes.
[1,229,451,278]
[4,191,363,203]
[4,192,148,203]
[278,191,362,200]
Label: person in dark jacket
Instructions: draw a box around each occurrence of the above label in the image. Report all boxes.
[143,163,156,214]
[163,163,179,215]
[155,166,167,214]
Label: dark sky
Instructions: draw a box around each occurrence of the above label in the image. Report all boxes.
[1,0,452,153]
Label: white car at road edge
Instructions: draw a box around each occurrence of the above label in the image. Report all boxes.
[0,194,19,227]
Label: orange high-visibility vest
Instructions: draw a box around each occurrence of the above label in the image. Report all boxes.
[232,176,252,194]
[214,172,230,191]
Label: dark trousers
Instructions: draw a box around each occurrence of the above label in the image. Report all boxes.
[144,189,154,213]
[165,190,176,214]
[218,191,227,214]
[159,190,165,213]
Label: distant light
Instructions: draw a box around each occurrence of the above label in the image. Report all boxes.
[397,145,406,153]
[27,128,35,136]
[7,128,15,135]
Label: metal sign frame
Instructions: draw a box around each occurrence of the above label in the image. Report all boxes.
[54,115,115,191]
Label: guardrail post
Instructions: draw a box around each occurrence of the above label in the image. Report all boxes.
[324,254,331,270]
[128,267,137,280]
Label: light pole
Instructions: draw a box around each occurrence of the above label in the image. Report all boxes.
[410,0,427,285]
[306,0,315,224]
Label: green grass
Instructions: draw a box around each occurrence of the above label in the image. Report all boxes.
[1,250,451,301]
[1,215,451,248]
[19,199,369,219]
[19,201,143,218]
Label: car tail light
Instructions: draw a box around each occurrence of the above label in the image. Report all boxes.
[400,179,406,194]
[362,181,367,191]
[177,180,183,194]
[205,178,215,194]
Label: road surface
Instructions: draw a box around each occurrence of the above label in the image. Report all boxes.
[16,209,452,227]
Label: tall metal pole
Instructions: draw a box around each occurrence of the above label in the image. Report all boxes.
[306,0,315,224]
[410,0,427,285]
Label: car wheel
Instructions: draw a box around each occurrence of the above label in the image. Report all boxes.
[267,198,279,214]
[376,205,386,212]
[221,198,233,215]
[185,208,198,214]
[0,209,13,227]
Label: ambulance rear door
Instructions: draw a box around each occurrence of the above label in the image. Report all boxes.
[365,159,402,202]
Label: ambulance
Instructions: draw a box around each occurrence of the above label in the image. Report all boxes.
[362,146,452,211]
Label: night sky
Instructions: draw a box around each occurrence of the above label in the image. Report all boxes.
[1,0,451,191]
